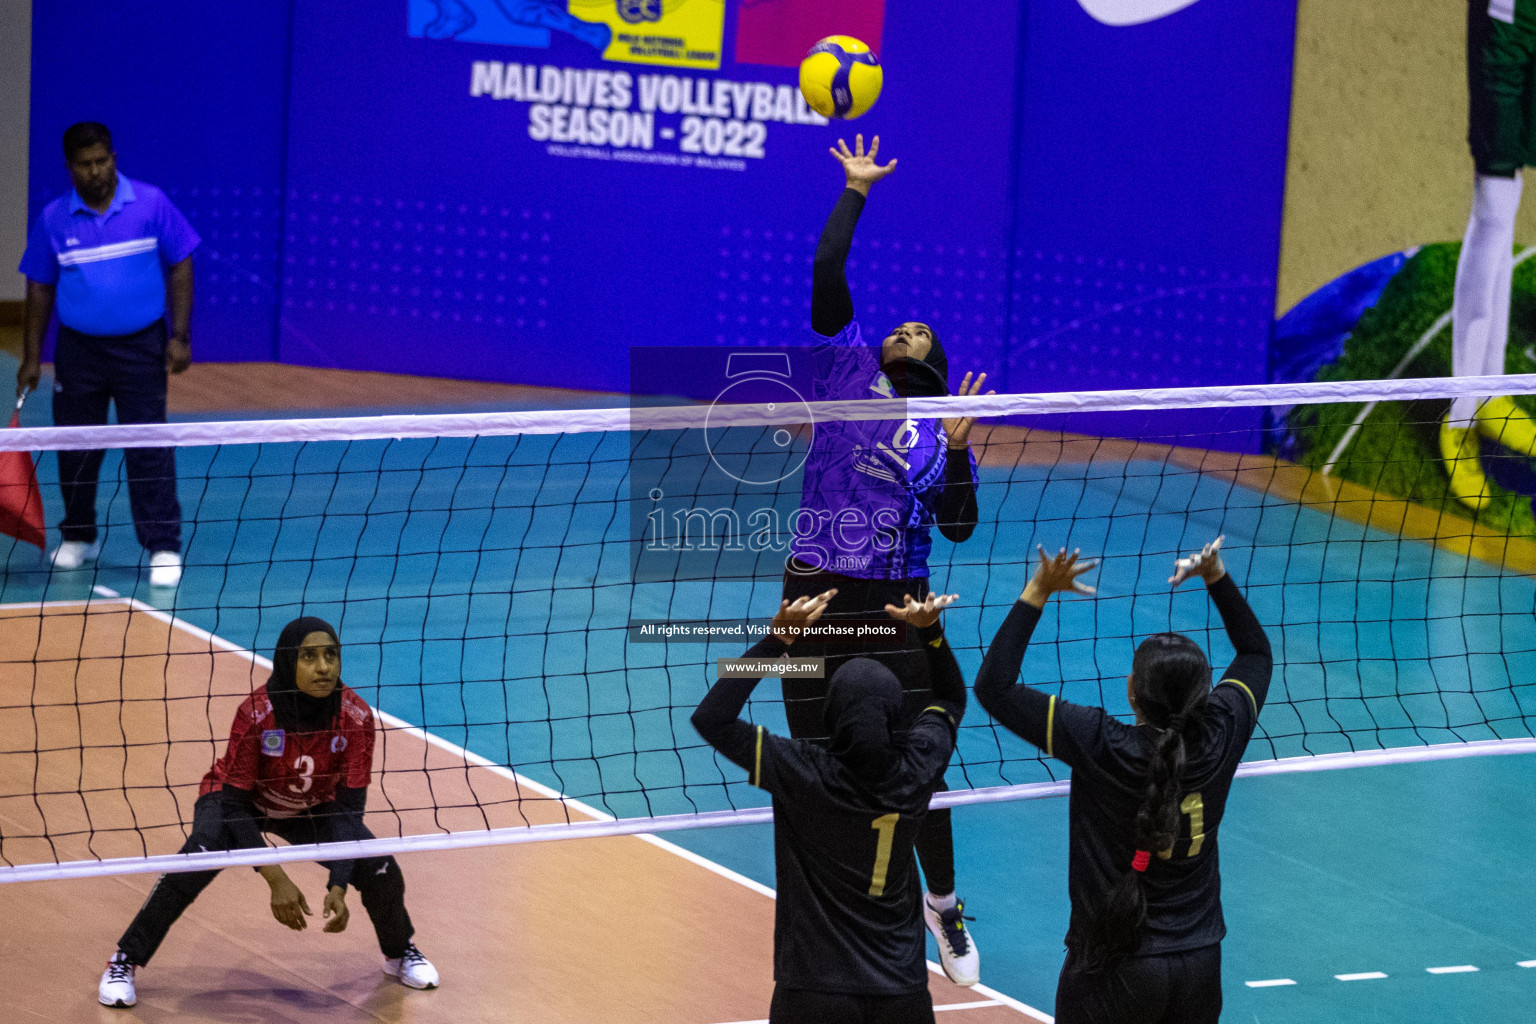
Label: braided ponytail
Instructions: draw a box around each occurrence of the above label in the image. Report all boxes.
[1080,633,1210,971]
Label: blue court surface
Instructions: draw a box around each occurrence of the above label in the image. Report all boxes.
[4,366,1536,1022]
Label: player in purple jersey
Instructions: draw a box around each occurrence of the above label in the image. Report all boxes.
[778,135,991,987]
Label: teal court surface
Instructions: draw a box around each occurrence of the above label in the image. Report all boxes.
[2,358,1535,1022]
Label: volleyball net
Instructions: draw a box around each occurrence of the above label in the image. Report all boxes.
[2,372,1536,882]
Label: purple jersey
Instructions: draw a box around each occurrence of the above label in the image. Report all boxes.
[792,321,977,579]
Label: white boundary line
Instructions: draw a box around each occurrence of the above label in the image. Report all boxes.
[712,1000,1012,1024]
[4,373,1535,452]
[5,596,1050,1017]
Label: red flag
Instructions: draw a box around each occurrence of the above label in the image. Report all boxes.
[0,409,45,550]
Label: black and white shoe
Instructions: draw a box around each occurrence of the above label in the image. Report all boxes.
[98,951,137,1007]
[383,943,439,989]
[924,895,980,987]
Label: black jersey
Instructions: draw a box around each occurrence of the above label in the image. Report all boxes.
[692,628,966,994]
[975,574,1272,956]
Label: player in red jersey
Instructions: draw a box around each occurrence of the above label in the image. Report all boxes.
[97,617,438,1008]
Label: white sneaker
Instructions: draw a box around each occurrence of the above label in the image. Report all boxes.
[383,943,439,989]
[50,540,101,570]
[98,951,137,1008]
[148,551,182,588]
[924,895,980,987]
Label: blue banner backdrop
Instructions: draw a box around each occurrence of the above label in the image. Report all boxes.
[29,0,1297,448]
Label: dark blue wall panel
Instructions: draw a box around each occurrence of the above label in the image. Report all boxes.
[28,1,291,362]
[1007,0,1297,440]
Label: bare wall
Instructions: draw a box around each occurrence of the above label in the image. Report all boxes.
[1279,0,1536,314]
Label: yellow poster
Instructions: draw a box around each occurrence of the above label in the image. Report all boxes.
[568,0,726,70]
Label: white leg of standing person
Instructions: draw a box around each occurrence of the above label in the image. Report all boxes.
[1452,172,1521,424]
[1444,172,1523,508]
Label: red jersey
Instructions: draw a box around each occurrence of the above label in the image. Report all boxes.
[201,684,376,818]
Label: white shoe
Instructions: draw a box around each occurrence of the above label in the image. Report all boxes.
[50,540,101,570]
[924,895,980,987]
[98,951,137,1008]
[148,551,182,588]
[383,943,439,989]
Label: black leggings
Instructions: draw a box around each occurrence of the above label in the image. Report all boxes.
[770,985,935,1024]
[1055,944,1222,1024]
[117,793,414,966]
[780,567,956,896]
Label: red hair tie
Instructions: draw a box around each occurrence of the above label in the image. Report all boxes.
[1131,850,1151,872]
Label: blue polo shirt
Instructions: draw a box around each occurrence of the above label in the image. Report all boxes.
[18,175,200,337]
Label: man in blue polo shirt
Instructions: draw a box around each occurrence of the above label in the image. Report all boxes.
[16,122,199,587]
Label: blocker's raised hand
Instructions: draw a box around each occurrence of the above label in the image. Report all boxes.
[884,592,959,629]
[831,134,897,194]
[771,589,838,643]
[1021,545,1099,608]
[1169,535,1226,588]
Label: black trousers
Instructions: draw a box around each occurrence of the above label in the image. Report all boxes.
[779,566,956,897]
[1055,944,1222,1024]
[52,321,181,553]
[770,984,935,1024]
[117,793,414,966]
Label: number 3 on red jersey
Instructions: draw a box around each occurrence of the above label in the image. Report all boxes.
[288,754,315,795]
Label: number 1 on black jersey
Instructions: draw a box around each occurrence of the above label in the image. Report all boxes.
[868,813,899,896]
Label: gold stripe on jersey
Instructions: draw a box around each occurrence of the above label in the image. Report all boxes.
[1046,695,1057,757]
[753,726,764,788]
[921,703,956,729]
[1220,678,1258,716]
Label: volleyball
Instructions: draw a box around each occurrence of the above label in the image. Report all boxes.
[798,35,883,120]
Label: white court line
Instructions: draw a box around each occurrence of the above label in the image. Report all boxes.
[1245,979,1297,988]
[113,597,1053,1021]
[1335,971,1388,981]
[711,1002,1003,1024]
[0,599,97,610]
[1427,965,1479,974]
[1518,960,1536,968]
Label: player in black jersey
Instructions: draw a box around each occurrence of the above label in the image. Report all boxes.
[975,538,1271,1024]
[692,588,967,1024]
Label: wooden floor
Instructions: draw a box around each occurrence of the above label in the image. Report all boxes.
[0,600,1038,1023]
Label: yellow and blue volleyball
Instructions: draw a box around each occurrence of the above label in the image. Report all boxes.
[798,36,883,120]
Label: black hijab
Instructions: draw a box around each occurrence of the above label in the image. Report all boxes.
[266,616,343,734]
[822,657,906,785]
[881,324,949,398]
